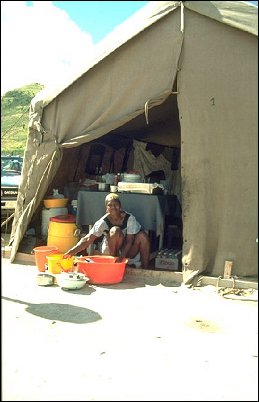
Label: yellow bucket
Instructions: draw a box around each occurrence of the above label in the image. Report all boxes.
[46,253,74,274]
[47,214,80,253]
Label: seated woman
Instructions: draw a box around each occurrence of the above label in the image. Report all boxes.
[64,193,150,268]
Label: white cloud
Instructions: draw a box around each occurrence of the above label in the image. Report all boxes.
[1,1,95,95]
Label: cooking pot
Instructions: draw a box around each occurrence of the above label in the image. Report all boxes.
[37,273,55,286]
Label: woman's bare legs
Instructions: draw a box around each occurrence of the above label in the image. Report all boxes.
[126,231,150,269]
[107,227,150,268]
[107,226,124,256]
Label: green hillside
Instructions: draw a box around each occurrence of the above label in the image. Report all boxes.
[1,83,44,155]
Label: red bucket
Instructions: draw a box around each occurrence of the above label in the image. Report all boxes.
[76,256,128,285]
[33,246,59,272]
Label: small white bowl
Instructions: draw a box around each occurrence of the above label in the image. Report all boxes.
[57,272,88,290]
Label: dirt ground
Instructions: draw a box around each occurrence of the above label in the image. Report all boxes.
[1,256,258,401]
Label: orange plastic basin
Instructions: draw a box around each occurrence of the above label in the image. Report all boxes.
[43,198,69,208]
[76,255,128,285]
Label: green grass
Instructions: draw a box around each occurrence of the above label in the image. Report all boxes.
[1,83,44,155]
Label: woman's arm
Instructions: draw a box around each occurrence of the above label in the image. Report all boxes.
[64,233,97,257]
[64,216,107,257]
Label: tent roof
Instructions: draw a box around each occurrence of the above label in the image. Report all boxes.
[32,1,258,110]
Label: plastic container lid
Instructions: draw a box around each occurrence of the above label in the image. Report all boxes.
[49,214,76,223]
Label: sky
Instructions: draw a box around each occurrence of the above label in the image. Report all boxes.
[1,0,257,96]
[1,1,148,95]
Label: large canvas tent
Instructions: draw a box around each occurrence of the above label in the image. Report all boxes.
[9,1,258,285]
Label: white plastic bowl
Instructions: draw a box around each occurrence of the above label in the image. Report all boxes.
[57,272,88,290]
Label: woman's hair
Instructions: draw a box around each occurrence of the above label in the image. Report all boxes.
[105,193,120,207]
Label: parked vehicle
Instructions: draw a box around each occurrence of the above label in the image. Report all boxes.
[1,155,23,216]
